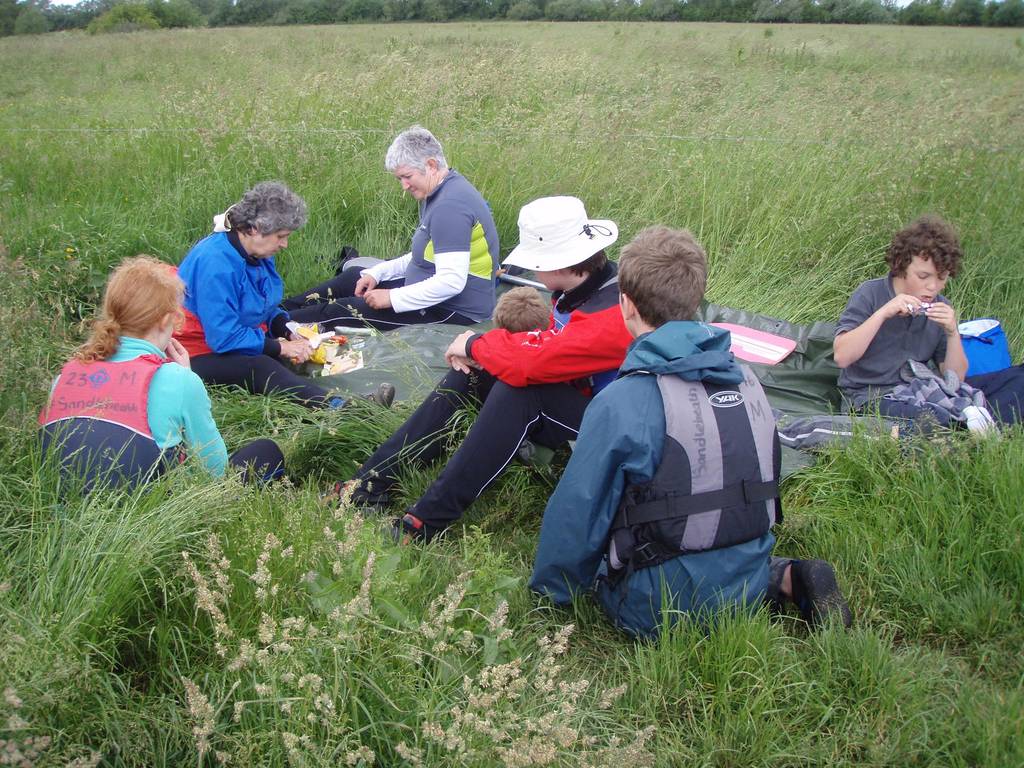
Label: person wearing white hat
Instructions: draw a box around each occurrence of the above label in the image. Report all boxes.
[340,196,635,543]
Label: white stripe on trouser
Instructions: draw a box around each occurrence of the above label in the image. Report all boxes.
[475,410,581,500]
[777,426,853,445]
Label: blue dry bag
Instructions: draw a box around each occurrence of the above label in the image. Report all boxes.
[959,318,1011,376]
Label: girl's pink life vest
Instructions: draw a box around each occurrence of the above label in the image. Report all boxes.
[39,354,177,491]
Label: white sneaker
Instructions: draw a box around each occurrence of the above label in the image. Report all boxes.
[963,405,997,436]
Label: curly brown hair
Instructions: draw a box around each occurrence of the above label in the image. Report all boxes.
[886,215,961,279]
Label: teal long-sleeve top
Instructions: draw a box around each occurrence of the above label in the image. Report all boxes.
[109,337,228,476]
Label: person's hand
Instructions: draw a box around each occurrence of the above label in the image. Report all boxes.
[883,293,925,319]
[364,288,392,310]
[447,354,480,374]
[354,274,378,297]
[165,337,191,369]
[925,301,958,335]
[280,338,312,363]
[444,331,480,373]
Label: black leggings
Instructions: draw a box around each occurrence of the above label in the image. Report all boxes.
[283,271,475,331]
[229,438,286,483]
[190,352,332,407]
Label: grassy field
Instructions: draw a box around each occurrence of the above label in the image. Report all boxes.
[1,21,1023,766]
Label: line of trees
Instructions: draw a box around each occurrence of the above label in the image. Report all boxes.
[2,0,1022,37]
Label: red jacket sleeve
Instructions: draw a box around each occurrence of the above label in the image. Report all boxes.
[470,305,633,387]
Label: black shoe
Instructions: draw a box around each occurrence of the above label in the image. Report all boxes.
[352,485,390,515]
[365,382,396,409]
[764,556,790,613]
[334,245,361,275]
[348,383,395,409]
[322,480,390,513]
[390,513,425,545]
[389,512,443,544]
[791,559,853,629]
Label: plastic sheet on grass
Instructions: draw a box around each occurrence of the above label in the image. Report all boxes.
[300,281,859,479]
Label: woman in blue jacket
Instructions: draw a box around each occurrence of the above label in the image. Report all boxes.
[174,181,342,406]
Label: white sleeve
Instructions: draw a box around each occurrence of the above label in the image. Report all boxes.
[389,251,470,314]
[365,253,412,284]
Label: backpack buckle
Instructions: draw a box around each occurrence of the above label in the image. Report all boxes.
[633,541,658,564]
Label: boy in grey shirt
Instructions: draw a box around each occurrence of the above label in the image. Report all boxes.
[834,215,967,427]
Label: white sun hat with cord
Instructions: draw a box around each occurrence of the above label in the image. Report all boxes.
[502,196,618,272]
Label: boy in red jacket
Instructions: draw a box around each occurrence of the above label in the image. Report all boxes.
[345,196,634,542]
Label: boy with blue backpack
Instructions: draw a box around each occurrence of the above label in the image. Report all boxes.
[529,226,852,637]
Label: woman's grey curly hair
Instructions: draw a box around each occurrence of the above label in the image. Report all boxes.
[384,126,448,173]
[226,181,308,234]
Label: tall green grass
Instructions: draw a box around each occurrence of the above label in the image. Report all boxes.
[1,22,1023,766]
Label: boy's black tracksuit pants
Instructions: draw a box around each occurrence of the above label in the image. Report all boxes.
[352,368,591,533]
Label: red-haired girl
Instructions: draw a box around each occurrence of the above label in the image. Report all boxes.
[40,256,283,491]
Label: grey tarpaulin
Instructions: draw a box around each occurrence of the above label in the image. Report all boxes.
[316,322,493,403]
[311,255,499,402]
[302,265,872,478]
[696,302,844,417]
[696,301,845,478]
